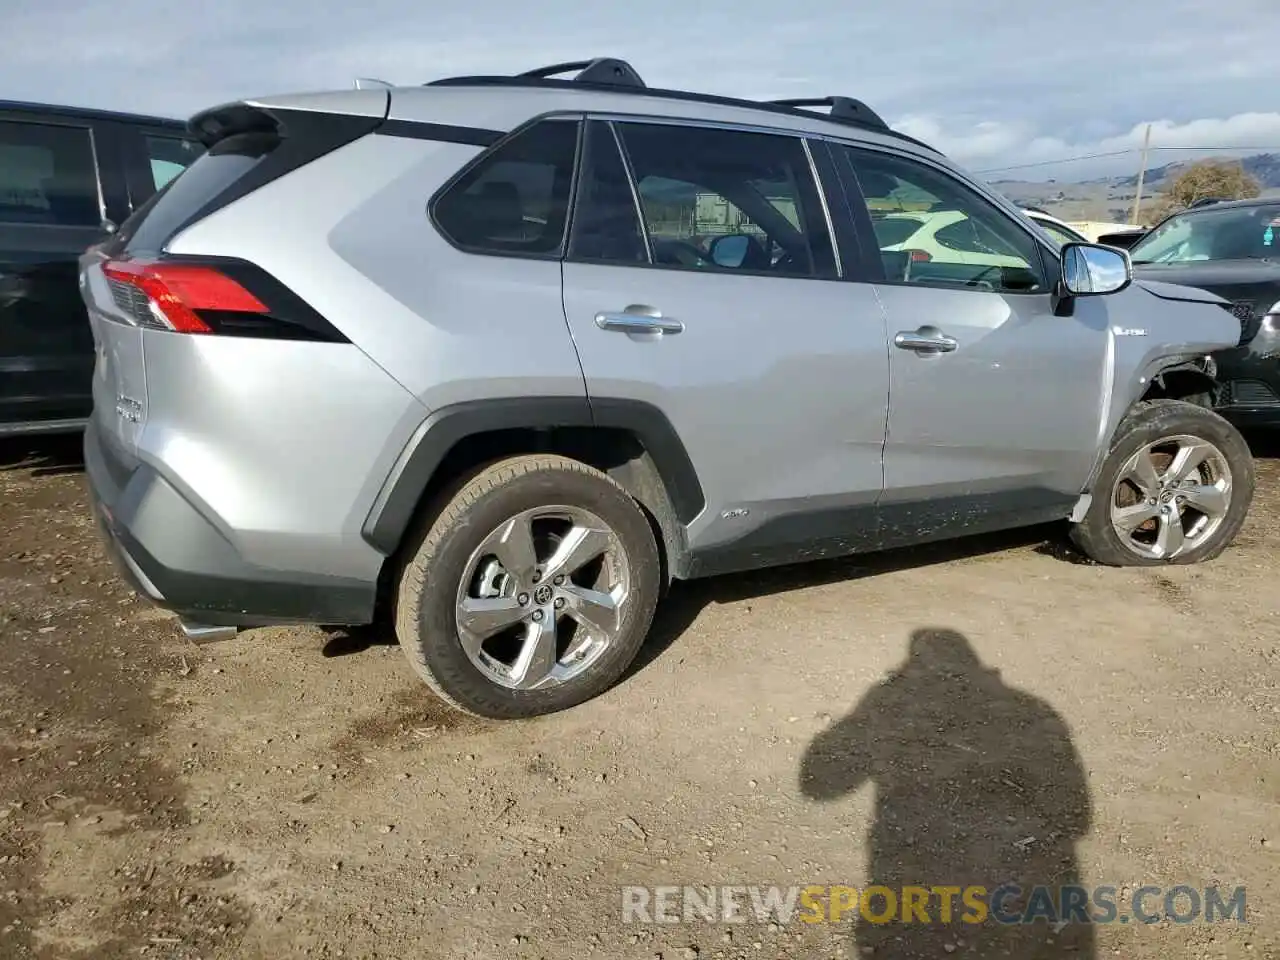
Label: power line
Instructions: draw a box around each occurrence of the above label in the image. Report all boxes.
[974,145,1280,175]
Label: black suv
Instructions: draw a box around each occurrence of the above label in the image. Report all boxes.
[1,101,203,436]
[1130,197,1280,425]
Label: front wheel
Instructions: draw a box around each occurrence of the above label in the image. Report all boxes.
[1070,399,1255,566]
[393,454,660,719]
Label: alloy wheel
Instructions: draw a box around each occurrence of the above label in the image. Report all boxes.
[454,505,631,690]
[1109,434,1233,560]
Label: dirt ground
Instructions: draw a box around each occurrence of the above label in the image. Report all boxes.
[1,432,1277,960]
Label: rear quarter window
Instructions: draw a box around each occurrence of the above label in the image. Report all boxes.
[431,119,580,257]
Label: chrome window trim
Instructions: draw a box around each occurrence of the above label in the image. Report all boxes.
[605,120,654,265]
[802,137,842,278]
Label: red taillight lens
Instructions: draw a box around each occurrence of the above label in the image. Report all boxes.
[101,259,267,333]
[907,248,932,263]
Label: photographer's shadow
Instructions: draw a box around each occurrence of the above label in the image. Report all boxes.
[800,628,1095,958]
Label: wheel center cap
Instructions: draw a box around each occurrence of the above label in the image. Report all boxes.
[1159,490,1176,504]
[533,584,554,606]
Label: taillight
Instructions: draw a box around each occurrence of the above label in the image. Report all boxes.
[907,248,932,262]
[95,256,349,343]
[102,259,267,334]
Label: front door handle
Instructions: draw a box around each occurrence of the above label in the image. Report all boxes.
[894,325,958,354]
[595,305,684,336]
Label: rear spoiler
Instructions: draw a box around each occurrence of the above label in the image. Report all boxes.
[187,89,391,147]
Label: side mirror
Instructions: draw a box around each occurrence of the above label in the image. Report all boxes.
[1060,242,1132,296]
[708,233,751,269]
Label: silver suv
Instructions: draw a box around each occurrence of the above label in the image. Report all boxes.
[80,58,1255,719]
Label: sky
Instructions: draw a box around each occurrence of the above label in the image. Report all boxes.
[3,0,1279,182]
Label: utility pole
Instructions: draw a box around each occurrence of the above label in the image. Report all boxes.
[1130,123,1153,225]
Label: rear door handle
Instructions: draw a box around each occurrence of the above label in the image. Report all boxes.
[595,305,684,336]
[894,326,958,353]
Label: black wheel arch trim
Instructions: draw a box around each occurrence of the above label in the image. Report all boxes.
[361,396,706,556]
[1081,360,1228,495]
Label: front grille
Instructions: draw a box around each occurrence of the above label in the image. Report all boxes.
[1225,300,1262,345]
[105,277,161,328]
[1222,379,1280,408]
[1229,300,1255,320]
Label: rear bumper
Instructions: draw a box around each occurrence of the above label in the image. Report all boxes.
[84,420,377,628]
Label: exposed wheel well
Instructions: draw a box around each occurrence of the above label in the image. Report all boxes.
[375,426,686,616]
[1140,367,1217,406]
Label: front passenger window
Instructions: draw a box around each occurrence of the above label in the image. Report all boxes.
[842,147,1047,294]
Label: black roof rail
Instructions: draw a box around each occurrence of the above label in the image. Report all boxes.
[516,58,646,88]
[768,97,888,131]
[425,59,932,151]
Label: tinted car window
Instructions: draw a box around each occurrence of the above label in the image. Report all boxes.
[433,119,580,257]
[0,120,99,226]
[567,121,647,264]
[118,131,278,254]
[871,216,926,247]
[1130,203,1280,264]
[844,147,1046,293]
[610,123,837,278]
[145,135,203,191]
[1031,218,1085,247]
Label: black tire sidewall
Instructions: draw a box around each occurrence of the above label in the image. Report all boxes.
[1079,401,1255,566]
[410,464,659,718]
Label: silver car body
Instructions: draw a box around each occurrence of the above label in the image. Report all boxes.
[78,74,1241,628]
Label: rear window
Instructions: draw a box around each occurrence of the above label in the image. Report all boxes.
[145,135,204,192]
[117,131,278,254]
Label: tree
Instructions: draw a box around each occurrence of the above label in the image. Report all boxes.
[1147,160,1261,223]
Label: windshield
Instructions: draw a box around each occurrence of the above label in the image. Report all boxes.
[1130,203,1280,264]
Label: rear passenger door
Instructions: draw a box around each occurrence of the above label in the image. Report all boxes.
[0,111,107,430]
[560,119,891,574]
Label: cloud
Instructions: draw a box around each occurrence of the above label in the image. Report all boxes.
[897,112,1280,180]
[2,0,1279,180]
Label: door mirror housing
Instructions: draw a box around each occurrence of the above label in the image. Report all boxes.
[708,233,752,269]
[1060,242,1132,297]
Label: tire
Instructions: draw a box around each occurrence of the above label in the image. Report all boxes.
[393,454,660,719]
[1069,399,1254,566]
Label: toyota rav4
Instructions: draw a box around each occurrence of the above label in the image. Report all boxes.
[80,58,1255,719]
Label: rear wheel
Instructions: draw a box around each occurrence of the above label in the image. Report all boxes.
[1070,400,1254,566]
[394,455,660,719]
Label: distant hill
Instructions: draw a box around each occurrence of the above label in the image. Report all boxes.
[1114,153,1280,189]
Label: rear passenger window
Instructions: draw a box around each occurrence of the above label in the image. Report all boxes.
[0,120,99,226]
[605,122,837,278]
[432,119,580,257]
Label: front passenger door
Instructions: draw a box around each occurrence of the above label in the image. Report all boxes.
[835,145,1110,543]
[561,120,891,574]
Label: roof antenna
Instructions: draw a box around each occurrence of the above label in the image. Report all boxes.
[354,78,392,89]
